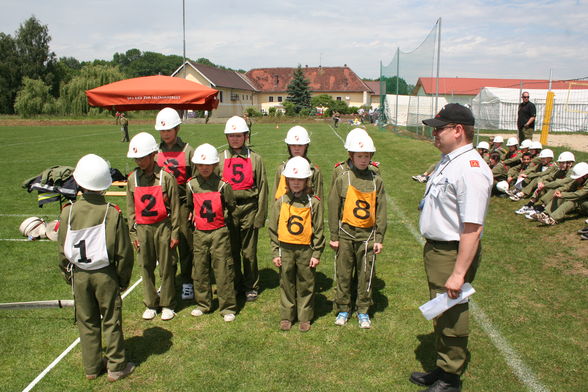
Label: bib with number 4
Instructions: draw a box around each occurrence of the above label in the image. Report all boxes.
[277,198,312,245]
[192,191,225,230]
[64,203,110,270]
[133,172,168,224]
[341,173,376,228]
[223,152,254,190]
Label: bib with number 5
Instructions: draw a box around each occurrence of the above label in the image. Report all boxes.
[64,203,110,270]
[223,152,254,190]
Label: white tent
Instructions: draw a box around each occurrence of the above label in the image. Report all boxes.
[383,94,448,126]
[472,87,588,133]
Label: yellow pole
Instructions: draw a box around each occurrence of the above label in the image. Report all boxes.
[540,91,554,145]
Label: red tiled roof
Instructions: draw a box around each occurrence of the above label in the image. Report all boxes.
[364,81,381,95]
[246,67,373,93]
[415,77,588,96]
[184,61,257,91]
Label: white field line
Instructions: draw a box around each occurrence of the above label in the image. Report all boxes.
[22,277,143,392]
[328,124,346,144]
[0,239,51,242]
[0,214,50,217]
[2,131,119,148]
[385,190,550,392]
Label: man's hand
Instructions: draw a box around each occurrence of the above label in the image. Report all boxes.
[554,190,562,198]
[329,240,339,251]
[444,273,465,299]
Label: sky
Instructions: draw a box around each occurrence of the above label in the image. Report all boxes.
[2,0,588,84]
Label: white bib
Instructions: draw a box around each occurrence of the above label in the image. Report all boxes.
[64,203,110,270]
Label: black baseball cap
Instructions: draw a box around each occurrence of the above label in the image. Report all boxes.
[422,103,475,127]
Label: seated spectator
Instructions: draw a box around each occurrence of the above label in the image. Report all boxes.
[476,141,490,163]
[489,152,508,195]
[512,151,574,202]
[490,136,507,159]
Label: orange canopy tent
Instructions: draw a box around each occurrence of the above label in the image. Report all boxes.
[85,75,219,111]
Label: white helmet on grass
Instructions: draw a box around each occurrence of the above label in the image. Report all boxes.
[496,180,510,193]
[282,156,312,179]
[192,143,219,164]
[73,154,112,191]
[127,132,159,158]
[285,126,310,145]
[155,107,182,131]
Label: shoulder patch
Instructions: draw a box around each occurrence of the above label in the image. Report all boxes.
[61,202,72,211]
[313,164,320,170]
[313,195,321,201]
[111,204,122,213]
[334,161,344,168]
[370,161,380,167]
[470,160,480,168]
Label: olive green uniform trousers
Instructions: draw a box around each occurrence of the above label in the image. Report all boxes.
[192,227,237,315]
[229,201,260,292]
[73,266,127,374]
[178,201,194,284]
[137,219,177,309]
[424,240,481,375]
[279,244,316,322]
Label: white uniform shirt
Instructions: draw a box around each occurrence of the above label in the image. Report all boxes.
[419,144,492,241]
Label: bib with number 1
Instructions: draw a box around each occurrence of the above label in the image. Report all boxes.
[278,202,312,245]
[223,156,254,190]
[342,185,376,228]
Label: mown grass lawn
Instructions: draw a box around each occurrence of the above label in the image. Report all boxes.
[0,121,585,392]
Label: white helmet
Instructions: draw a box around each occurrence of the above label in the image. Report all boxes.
[73,154,112,191]
[530,141,542,150]
[344,128,369,150]
[538,149,554,159]
[496,180,510,193]
[284,126,310,145]
[155,107,182,131]
[192,143,219,164]
[570,162,588,179]
[476,141,490,150]
[493,136,504,143]
[127,132,159,158]
[557,151,575,162]
[520,139,533,149]
[282,156,312,179]
[506,137,518,147]
[347,134,376,153]
[224,116,249,134]
[19,217,46,239]
[45,220,59,241]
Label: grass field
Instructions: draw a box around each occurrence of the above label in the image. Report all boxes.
[0,121,586,392]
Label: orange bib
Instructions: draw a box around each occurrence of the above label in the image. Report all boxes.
[342,184,376,228]
[274,174,287,200]
[277,201,312,245]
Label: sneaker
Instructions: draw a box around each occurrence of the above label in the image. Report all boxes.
[142,308,157,320]
[515,205,531,214]
[544,216,557,226]
[161,307,175,321]
[223,313,235,322]
[580,233,588,240]
[577,227,588,234]
[334,312,349,326]
[509,194,521,201]
[280,320,292,331]
[181,283,194,300]
[299,321,311,332]
[245,290,258,302]
[191,308,204,317]
[107,362,135,382]
[530,212,546,221]
[358,313,371,329]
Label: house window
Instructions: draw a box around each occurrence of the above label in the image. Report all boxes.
[336,96,342,101]
[220,91,223,103]
[278,96,283,102]
[269,96,274,102]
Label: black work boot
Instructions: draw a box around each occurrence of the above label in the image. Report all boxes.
[409,367,443,387]
[420,372,461,392]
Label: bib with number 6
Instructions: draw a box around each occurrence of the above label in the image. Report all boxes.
[64,203,110,270]
[133,172,167,224]
[278,200,312,245]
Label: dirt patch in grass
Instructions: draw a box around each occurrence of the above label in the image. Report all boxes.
[541,232,588,276]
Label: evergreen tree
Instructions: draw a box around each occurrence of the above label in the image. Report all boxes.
[286,65,311,113]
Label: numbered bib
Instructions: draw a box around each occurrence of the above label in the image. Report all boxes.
[223,156,254,190]
[192,191,225,230]
[274,174,287,200]
[157,151,188,185]
[342,184,376,228]
[64,204,110,270]
[278,202,312,245]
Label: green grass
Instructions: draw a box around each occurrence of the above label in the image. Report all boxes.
[0,121,586,391]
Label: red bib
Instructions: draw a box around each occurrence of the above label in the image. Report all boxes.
[157,151,188,185]
[192,192,225,230]
[223,157,254,190]
[134,185,168,224]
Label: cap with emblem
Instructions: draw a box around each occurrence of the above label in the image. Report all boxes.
[422,103,475,127]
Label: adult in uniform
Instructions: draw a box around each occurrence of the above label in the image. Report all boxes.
[58,154,135,381]
[219,116,268,301]
[155,107,196,300]
[410,104,492,392]
[517,92,536,142]
[120,113,129,142]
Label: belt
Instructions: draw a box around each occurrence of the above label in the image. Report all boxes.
[426,239,459,246]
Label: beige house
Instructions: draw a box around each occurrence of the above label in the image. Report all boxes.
[171,61,258,118]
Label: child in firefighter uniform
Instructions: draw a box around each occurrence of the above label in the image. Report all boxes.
[269,157,325,332]
[155,107,196,301]
[187,143,238,322]
[328,133,387,329]
[272,125,324,200]
[218,116,268,302]
[126,132,180,321]
[58,154,135,382]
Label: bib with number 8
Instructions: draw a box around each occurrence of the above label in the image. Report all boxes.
[342,184,376,228]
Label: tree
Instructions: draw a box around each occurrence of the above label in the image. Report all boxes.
[379,76,411,95]
[0,32,20,113]
[14,77,56,117]
[310,94,335,109]
[286,65,312,113]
